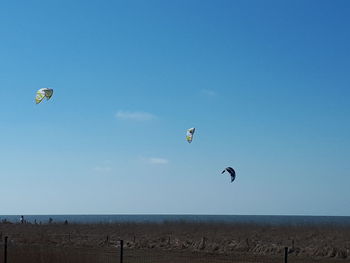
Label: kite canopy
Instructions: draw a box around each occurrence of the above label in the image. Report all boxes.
[186,128,195,143]
[221,167,236,182]
[35,88,53,104]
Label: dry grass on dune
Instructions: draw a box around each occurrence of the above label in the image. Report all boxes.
[0,221,350,262]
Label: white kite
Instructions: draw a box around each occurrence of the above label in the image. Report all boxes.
[35,88,54,104]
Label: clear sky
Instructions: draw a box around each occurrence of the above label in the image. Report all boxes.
[0,0,349,215]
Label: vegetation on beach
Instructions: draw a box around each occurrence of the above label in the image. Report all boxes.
[1,221,350,261]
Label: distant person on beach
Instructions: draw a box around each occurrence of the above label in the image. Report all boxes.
[20,215,24,224]
[49,217,53,224]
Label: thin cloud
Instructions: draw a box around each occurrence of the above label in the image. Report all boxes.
[94,166,112,173]
[115,111,156,121]
[94,160,112,173]
[201,89,217,96]
[147,157,169,165]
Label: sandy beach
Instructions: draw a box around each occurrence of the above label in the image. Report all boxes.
[1,221,350,262]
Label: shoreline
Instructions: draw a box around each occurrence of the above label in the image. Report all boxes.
[2,214,350,226]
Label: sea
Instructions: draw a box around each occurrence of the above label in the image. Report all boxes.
[1,215,350,226]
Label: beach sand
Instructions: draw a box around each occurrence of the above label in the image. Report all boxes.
[1,221,349,262]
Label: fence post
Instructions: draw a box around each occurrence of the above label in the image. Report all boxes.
[120,240,124,263]
[284,246,288,263]
[4,236,8,263]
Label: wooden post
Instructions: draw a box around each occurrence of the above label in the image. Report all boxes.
[120,240,124,263]
[284,246,288,263]
[4,236,8,263]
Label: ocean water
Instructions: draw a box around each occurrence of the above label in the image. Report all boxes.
[1,214,350,226]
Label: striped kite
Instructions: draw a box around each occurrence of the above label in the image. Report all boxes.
[186,128,195,143]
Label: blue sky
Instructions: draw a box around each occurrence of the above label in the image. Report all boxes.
[0,0,349,215]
